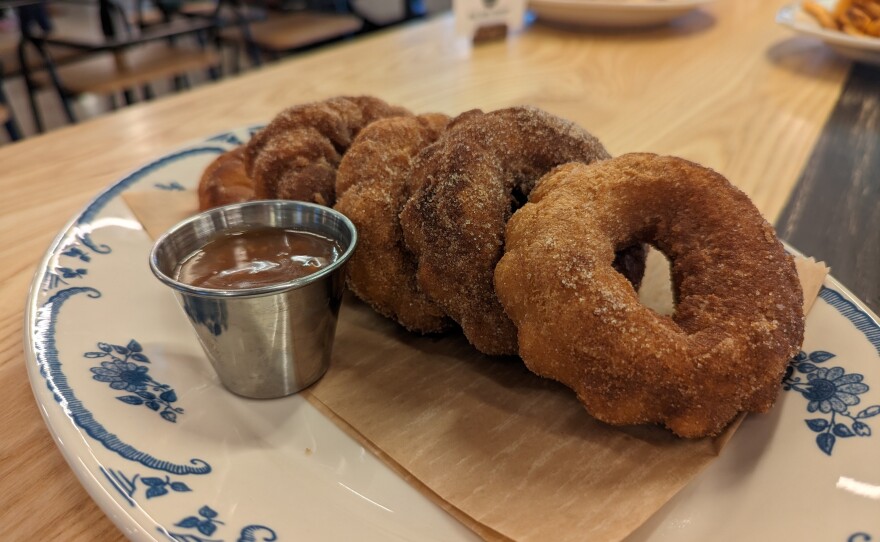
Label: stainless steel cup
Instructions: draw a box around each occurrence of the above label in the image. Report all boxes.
[149,200,357,399]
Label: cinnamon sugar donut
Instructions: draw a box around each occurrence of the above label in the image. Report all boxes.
[494,154,805,437]
[399,106,642,355]
[245,96,411,206]
[198,147,254,210]
[334,113,451,333]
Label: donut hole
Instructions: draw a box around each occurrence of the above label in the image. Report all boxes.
[636,246,676,316]
[509,184,530,214]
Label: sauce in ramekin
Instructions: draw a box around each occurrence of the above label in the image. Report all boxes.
[174,228,342,290]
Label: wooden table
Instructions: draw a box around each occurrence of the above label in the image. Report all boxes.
[1,1,877,539]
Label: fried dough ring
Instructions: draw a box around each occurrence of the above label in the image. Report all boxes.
[400,106,626,355]
[198,146,254,210]
[245,96,411,206]
[334,113,452,333]
[495,154,805,437]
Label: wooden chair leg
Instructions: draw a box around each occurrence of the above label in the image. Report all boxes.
[43,59,77,124]
[0,85,22,141]
[59,92,77,124]
[18,38,76,128]
[246,42,262,68]
[230,43,242,75]
[25,83,43,133]
[4,119,21,141]
[18,45,44,133]
[123,89,136,106]
[196,31,220,81]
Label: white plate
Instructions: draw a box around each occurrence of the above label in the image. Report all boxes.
[529,0,715,28]
[25,128,880,541]
[777,1,880,66]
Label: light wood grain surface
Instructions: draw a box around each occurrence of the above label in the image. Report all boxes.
[0,1,856,540]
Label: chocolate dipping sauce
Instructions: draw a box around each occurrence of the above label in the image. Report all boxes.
[174,228,343,290]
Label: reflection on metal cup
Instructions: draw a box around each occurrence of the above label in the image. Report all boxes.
[149,200,357,399]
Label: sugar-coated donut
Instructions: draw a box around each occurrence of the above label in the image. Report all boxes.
[334,113,452,332]
[245,96,411,206]
[400,106,643,355]
[494,154,805,437]
[198,147,253,210]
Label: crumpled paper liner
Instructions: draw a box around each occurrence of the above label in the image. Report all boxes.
[125,189,829,542]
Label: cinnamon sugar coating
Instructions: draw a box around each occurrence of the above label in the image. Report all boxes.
[495,154,805,437]
[245,96,411,205]
[399,106,616,355]
[335,113,452,333]
[198,147,254,210]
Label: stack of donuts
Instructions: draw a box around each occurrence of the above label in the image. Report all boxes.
[198,96,805,439]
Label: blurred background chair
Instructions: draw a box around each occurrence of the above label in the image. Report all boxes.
[132,0,218,27]
[215,0,449,70]
[0,0,451,138]
[0,58,22,142]
[216,0,364,69]
[17,0,221,132]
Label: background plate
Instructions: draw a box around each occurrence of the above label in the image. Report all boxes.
[529,0,715,28]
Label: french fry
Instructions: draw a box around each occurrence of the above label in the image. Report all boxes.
[849,6,871,24]
[863,2,880,18]
[841,21,866,34]
[833,0,853,18]
[803,0,880,37]
[803,0,839,29]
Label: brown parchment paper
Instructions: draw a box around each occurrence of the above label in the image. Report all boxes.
[125,190,829,542]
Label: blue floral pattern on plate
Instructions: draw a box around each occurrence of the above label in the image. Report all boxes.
[35,287,212,474]
[206,132,245,146]
[161,506,277,542]
[46,266,88,289]
[155,181,186,191]
[101,467,191,505]
[44,233,113,291]
[61,246,92,262]
[784,350,879,455]
[87,339,184,423]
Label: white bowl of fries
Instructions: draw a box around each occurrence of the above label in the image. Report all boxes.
[777,0,880,65]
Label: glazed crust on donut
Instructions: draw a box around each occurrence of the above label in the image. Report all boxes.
[334,113,452,333]
[198,146,254,211]
[494,154,805,438]
[399,106,615,355]
[245,96,411,206]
